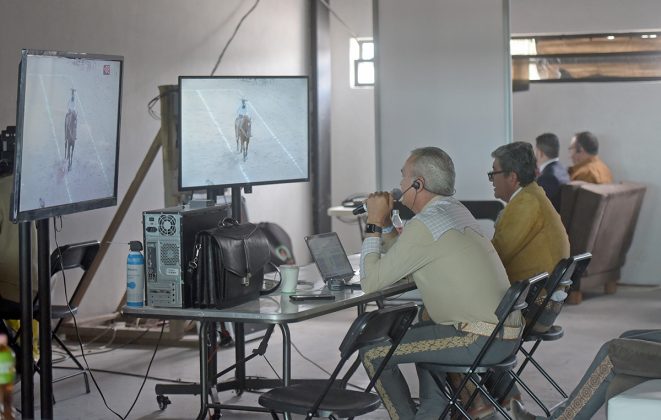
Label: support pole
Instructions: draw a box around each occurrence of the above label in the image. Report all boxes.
[18,222,34,418]
[37,218,53,419]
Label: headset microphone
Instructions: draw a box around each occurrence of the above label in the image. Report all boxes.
[352,188,404,215]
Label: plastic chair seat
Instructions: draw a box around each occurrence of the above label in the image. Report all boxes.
[258,383,382,418]
[524,325,564,342]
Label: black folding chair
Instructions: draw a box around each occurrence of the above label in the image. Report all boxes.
[258,303,418,419]
[418,273,548,420]
[499,253,592,415]
[1,241,99,396]
[47,240,100,393]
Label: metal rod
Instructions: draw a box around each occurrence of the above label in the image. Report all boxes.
[37,218,53,419]
[18,222,34,418]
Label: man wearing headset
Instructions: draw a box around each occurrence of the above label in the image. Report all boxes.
[358,147,523,420]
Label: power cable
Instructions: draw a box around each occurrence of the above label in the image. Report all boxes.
[52,218,165,420]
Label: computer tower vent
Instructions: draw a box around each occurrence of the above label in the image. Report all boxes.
[158,214,177,236]
[159,243,180,266]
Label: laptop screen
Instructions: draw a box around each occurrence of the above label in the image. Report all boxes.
[305,232,355,280]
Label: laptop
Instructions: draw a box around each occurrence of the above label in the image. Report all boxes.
[305,232,362,289]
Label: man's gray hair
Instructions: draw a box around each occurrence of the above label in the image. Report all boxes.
[409,147,455,196]
[491,142,536,186]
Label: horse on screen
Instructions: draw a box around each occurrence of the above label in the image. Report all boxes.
[235,114,252,162]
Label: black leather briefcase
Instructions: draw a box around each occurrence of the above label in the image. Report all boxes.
[186,218,271,309]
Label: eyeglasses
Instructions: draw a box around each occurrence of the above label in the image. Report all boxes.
[487,170,505,182]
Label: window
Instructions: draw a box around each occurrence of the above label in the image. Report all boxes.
[511,31,661,89]
[350,38,374,87]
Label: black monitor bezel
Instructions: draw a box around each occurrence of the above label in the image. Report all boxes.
[177,75,310,191]
[11,49,123,222]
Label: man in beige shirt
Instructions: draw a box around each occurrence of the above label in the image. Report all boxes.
[359,147,523,420]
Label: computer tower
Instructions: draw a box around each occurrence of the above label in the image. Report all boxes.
[143,203,231,307]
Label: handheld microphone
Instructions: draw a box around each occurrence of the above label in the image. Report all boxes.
[352,187,405,215]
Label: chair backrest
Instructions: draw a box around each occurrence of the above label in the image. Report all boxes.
[339,303,418,359]
[524,259,575,335]
[460,200,504,222]
[524,254,591,336]
[568,252,592,291]
[494,274,541,323]
[306,303,418,417]
[454,274,542,392]
[50,240,100,277]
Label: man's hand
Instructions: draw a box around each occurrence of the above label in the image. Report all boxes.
[365,191,394,227]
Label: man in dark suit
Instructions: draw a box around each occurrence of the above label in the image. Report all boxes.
[534,133,569,212]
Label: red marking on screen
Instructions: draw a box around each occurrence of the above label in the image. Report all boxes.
[103,65,111,75]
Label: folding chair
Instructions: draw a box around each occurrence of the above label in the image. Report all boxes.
[0,241,98,396]
[258,303,418,419]
[47,240,100,393]
[499,253,592,416]
[418,273,548,420]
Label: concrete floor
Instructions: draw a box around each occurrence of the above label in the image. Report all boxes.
[14,285,661,419]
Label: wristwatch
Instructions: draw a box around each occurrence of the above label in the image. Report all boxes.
[364,223,383,234]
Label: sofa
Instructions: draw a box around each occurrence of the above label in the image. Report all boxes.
[559,181,646,303]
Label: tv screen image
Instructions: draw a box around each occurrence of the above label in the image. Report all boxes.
[179,76,309,190]
[12,50,122,222]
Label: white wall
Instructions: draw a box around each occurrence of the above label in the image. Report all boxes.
[329,0,375,254]
[511,0,661,284]
[0,0,313,317]
[375,0,512,200]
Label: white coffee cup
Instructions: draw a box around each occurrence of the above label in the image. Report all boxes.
[280,264,300,293]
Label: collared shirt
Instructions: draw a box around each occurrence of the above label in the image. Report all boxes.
[360,196,521,329]
[509,186,523,202]
[538,157,559,174]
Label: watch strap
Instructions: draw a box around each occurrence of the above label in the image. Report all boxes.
[365,223,383,234]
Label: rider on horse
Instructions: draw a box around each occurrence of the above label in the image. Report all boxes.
[235,99,252,161]
[64,89,77,171]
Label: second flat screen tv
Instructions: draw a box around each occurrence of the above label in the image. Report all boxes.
[178,76,309,190]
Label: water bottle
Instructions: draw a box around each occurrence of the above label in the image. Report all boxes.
[392,209,405,234]
[0,334,16,420]
[127,241,145,308]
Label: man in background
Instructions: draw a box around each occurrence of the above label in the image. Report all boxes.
[568,131,613,184]
[534,133,569,212]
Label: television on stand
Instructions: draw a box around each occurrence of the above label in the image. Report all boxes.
[178,76,309,340]
[178,75,310,217]
[11,49,123,222]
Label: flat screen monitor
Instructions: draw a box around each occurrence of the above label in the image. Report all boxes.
[178,76,309,190]
[11,49,123,222]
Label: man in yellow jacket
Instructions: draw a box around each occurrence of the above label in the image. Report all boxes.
[568,131,613,184]
[489,141,569,284]
[488,141,570,406]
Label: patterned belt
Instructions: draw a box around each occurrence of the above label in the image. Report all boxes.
[455,321,522,340]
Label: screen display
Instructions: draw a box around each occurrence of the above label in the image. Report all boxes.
[12,50,122,222]
[179,76,309,190]
[305,232,354,280]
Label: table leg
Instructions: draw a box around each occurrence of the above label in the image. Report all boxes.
[196,321,209,420]
[278,323,292,420]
